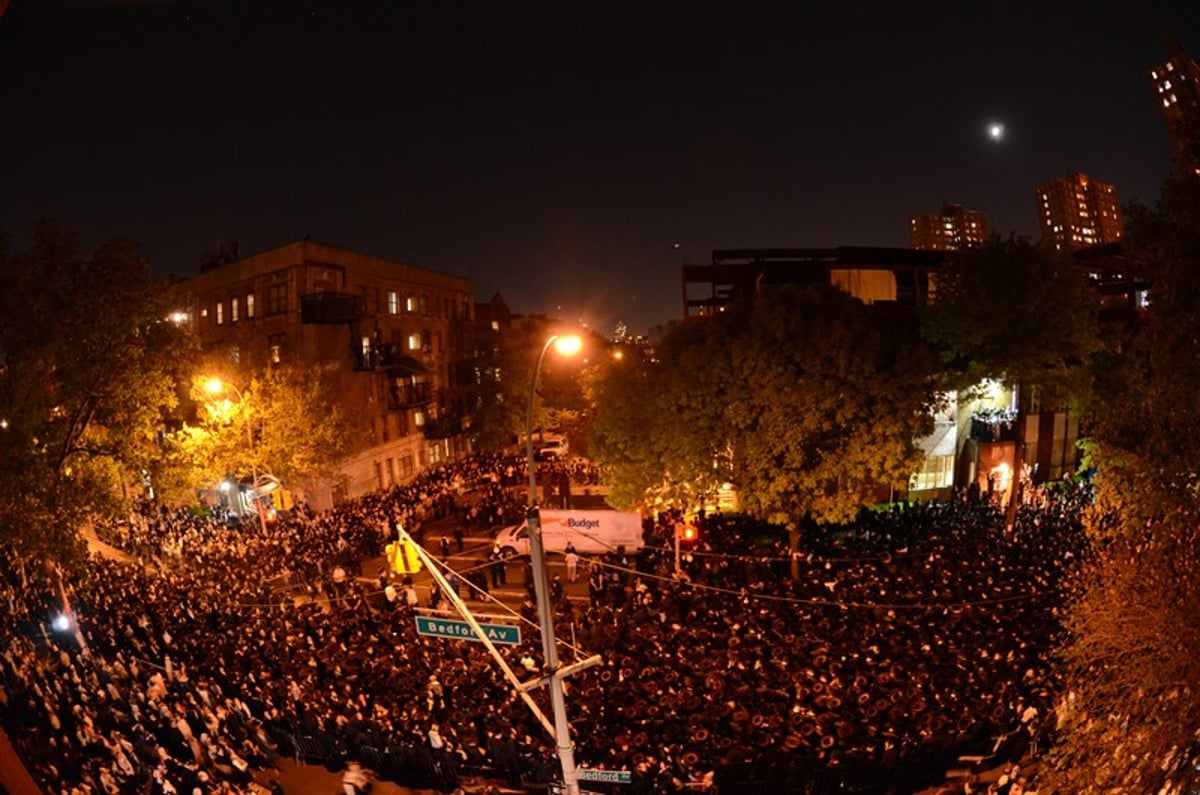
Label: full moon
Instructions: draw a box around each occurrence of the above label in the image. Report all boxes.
[987,121,1006,142]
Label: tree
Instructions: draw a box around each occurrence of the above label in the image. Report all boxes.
[0,222,195,565]
[1043,175,1200,792]
[160,364,359,504]
[589,323,732,511]
[590,283,939,554]
[728,284,936,529]
[920,236,1102,522]
[464,322,595,453]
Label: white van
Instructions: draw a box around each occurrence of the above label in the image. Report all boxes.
[496,509,644,557]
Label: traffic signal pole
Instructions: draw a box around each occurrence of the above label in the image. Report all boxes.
[392,524,558,739]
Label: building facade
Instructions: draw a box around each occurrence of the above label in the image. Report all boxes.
[1035,172,1123,252]
[172,239,474,507]
[909,203,988,251]
[1149,38,1200,176]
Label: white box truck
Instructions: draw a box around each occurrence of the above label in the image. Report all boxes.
[496,509,644,557]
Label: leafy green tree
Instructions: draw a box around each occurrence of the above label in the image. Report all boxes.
[1044,175,1200,792]
[590,324,732,511]
[160,364,358,503]
[0,222,195,566]
[728,284,937,528]
[921,236,1103,523]
[591,283,939,555]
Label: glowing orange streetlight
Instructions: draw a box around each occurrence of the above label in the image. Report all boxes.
[203,377,266,532]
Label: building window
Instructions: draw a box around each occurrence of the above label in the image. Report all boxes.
[216,302,224,325]
[491,320,500,331]
[419,294,428,316]
[400,454,415,480]
[388,290,399,315]
[246,293,255,318]
[414,410,425,427]
[406,295,416,313]
[268,333,286,364]
[909,455,954,491]
[231,297,239,322]
[408,333,422,351]
[229,345,240,365]
[374,461,384,491]
[385,458,395,486]
[267,283,287,315]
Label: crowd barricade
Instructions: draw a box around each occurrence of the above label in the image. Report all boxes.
[286,732,339,764]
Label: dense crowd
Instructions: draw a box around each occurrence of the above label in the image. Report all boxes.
[0,452,1088,795]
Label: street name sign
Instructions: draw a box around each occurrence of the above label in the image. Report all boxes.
[414,616,520,645]
[578,768,632,784]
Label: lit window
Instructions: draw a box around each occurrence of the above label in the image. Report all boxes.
[406,296,416,313]
[408,333,422,351]
[231,297,239,322]
[246,293,255,318]
[216,302,224,325]
[388,290,399,315]
[414,411,425,427]
[361,336,371,360]
[201,308,208,318]
[491,320,500,331]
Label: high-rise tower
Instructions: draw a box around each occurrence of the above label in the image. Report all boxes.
[909,203,988,251]
[1035,172,1122,251]
[1149,35,1200,176]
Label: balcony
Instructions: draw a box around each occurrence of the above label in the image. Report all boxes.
[969,410,1019,443]
[387,381,433,410]
[301,292,363,325]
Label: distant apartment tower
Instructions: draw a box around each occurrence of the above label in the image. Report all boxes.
[909,203,988,250]
[1149,37,1200,175]
[1035,172,1122,251]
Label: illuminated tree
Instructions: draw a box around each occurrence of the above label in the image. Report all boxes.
[1044,175,1200,792]
[590,283,938,551]
[160,364,358,503]
[0,222,194,565]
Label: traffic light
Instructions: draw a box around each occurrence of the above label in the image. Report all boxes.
[386,539,424,574]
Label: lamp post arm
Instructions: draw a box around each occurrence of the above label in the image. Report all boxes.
[527,335,558,507]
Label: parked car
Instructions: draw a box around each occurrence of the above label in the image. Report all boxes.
[536,437,569,460]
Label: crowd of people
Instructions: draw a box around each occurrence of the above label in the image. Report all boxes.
[0,451,1089,795]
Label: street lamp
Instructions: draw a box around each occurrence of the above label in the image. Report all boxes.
[204,377,267,533]
[525,333,583,795]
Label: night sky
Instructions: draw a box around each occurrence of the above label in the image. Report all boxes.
[2,1,1197,335]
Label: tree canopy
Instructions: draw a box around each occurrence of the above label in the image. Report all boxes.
[1044,175,1200,792]
[590,283,939,532]
[0,222,195,565]
[920,235,1102,408]
[159,364,358,504]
